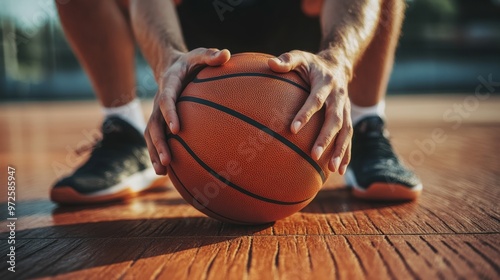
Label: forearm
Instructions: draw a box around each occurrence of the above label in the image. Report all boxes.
[130,0,187,81]
[319,0,383,79]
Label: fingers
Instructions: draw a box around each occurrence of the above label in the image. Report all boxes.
[158,74,182,134]
[268,51,308,73]
[145,135,167,175]
[328,101,353,173]
[292,80,335,134]
[158,48,231,134]
[269,52,338,135]
[339,143,351,175]
[268,50,352,173]
[188,48,231,68]
[311,94,344,160]
[144,110,170,175]
[146,47,232,174]
[329,142,351,175]
[207,49,231,66]
[338,102,352,175]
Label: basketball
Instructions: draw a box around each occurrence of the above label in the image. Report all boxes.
[167,53,334,224]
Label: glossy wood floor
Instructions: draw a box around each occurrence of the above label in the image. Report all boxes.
[0,95,499,279]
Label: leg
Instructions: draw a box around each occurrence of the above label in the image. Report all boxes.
[348,0,404,106]
[345,0,422,201]
[51,0,167,204]
[56,0,135,107]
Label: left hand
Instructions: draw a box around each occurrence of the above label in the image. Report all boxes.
[268,50,352,174]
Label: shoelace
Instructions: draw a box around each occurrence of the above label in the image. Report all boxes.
[354,133,397,161]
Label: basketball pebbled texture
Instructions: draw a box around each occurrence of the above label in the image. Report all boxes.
[167,53,334,224]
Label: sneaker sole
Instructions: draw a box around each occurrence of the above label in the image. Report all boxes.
[345,168,422,201]
[50,167,169,204]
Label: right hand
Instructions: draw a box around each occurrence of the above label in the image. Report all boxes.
[145,48,231,175]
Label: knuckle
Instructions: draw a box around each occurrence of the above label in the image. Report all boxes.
[346,123,354,135]
[323,73,334,84]
[205,48,219,56]
[192,47,206,54]
[336,142,347,155]
[340,146,349,157]
[301,110,314,121]
[158,98,165,107]
[320,131,336,146]
[337,87,347,96]
[186,48,206,63]
[280,52,293,62]
[164,107,177,116]
[152,137,164,148]
[331,123,342,134]
[312,94,327,108]
[331,111,342,122]
[150,114,161,125]
[161,95,176,109]
[158,95,168,107]
[329,120,343,134]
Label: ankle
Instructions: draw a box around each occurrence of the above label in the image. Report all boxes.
[102,98,146,134]
[350,100,386,126]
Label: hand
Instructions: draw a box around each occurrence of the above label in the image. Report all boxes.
[268,50,352,174]
[145,48,231,175]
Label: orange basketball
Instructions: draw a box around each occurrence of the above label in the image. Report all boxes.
[167,53,334,224]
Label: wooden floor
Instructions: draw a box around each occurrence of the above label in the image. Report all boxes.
[0,95,499,279]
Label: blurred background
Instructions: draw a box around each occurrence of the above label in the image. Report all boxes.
[0,0,499,101]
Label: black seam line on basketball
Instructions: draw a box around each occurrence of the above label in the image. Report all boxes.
[177,96,327,182]
[192,73,309,93]
[167,134,313,205]
[168,164,251,224]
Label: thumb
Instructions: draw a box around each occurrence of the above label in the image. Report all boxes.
[268,52,304,73]
[205,49,231,66]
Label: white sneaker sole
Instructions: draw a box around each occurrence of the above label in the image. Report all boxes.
[50,167,169,204]
[345,168,422,201]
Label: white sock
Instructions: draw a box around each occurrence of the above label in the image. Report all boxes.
[102,98,146,133]
[350,100,386,126]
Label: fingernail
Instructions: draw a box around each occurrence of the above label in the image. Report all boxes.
[292,121,302,133]
[339,164,347,175]
[313,146,324,160]
[333,157,341,171]
[269,57,281,65]
[169,122,174,131]
[153,162,160,174]
[159,153,166,164]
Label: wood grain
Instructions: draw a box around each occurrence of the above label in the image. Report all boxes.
[0,96,499,279]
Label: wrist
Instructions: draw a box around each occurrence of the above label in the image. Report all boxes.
[317,48,353,81]
[154,47,185,82]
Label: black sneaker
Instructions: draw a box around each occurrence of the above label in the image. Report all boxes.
[345,116,422,201]
[51,116,168,204]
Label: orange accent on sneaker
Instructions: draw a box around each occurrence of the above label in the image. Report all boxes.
[352,183,421,201]
[50,177,169,205]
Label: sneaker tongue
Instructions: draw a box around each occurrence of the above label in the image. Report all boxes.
[102,117,124,136]
[101,117,144,143]
[356,116,386,137]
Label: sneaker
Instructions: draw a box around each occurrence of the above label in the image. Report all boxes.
[345,116,422,201]
[50,116,168,204]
